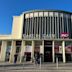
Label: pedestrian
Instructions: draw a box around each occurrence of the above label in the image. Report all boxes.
[34,53,40,64]
[34,53,37,64]
[14,53,18,63]
[37,53,40,64]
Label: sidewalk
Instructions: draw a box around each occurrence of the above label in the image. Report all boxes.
[1,62,72,67]
[0,61,34,67]
[0,62,72,72]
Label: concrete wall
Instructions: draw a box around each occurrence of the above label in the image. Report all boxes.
[0,13,24,40]
[11,14,24,39]
[0,41,7,61]
[0,35,11,40]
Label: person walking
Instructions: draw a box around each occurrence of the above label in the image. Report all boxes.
[14,53,18,63]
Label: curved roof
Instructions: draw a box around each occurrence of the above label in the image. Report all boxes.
[23,10,72,14]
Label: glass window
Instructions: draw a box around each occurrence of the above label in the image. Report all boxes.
[65,41,72,62]
[54,17,55,35]
[48,17,50,34]
[51,17,53,34]
[54,41,63,62]
[64,17,67,33]
[46,17,48,34]
[68,18,72,38]
[5,41,11,62]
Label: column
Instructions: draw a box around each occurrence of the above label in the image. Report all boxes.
[57,16,59,38]
[9,41,16,63]
[42,40,44,62]
[40,41,44,54]
[39,17,41,39]
[42,41,44,54]
[31,41,34,58]
[20,40,25,63]
[0,41,7,62]
[34,18,36,38]
[62,41,66,63]
[52,41,55,63]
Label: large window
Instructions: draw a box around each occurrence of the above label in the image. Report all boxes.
[65,41,72,62]
[5,41,11,62]
[54,41,63,62]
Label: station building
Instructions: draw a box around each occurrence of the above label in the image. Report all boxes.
[0,10,72,63]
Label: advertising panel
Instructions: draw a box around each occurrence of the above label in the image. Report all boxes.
[55,46,62,53]
[25,46,32,52]
[59,46,62,53]
[55,45,59,53]
[40,45,43,54]
[61,32,69,38]
[65,45,72,53]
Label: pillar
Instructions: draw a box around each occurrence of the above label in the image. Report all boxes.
[20,40,25,63]
[40,41,44,54]
[52,41,55,63]
[42,40,44,62]
[42,41,44,54]
[62,41,66,63]
[9,41,16,63]
[31,41,34,58]
[0,41,7,62]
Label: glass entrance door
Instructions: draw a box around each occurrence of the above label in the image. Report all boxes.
[44,41,52,62]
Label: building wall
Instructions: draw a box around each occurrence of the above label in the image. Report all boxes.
[23,11,72,39]
[0,10,72,63]
[0,13,24,40]
[0,10,72,40]
[0,35,11,40]
[11,14,24,39]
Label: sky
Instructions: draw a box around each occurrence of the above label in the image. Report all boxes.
[0,0,72,34]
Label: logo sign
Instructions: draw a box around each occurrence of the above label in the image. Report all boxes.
[61,32,69,38]
[22,34,56,39]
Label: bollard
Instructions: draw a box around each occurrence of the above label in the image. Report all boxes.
[33,57,36,67]
[23,55,26,69]
[39,57,41,69]
[56,57,58,69]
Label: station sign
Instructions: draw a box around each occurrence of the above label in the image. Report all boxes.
[22,34,55,39]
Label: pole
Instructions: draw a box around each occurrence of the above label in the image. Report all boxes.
[23,55,26,69]
[56,57,58,69]
[40,57,41,69]
[33,57,36,67]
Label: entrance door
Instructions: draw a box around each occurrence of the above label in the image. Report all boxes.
[44,41,52,62]
[25,52,31,61]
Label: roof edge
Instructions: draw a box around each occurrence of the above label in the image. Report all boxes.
[23,9,72,14]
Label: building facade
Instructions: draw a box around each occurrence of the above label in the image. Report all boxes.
[0,10,72,63]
